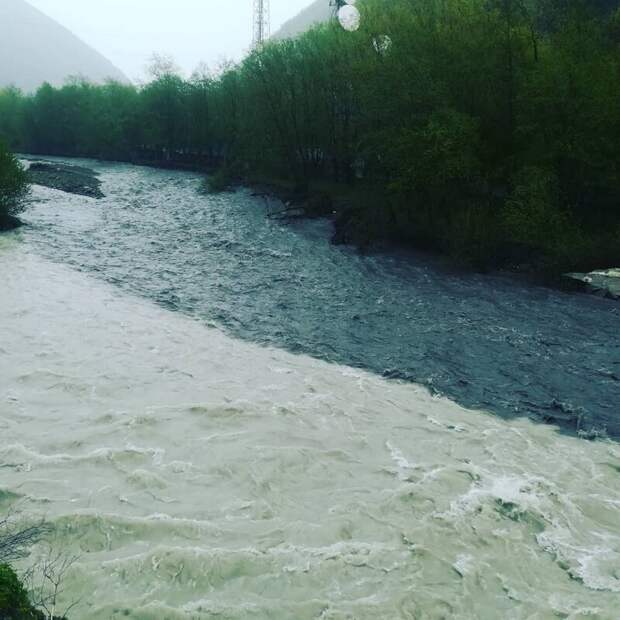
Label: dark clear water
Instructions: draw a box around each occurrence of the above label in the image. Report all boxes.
[21,158,620,437]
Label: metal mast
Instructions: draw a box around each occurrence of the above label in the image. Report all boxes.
[252,0,270,48]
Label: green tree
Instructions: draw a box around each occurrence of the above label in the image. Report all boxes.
[0,564,39,619]
[0,142,28,227]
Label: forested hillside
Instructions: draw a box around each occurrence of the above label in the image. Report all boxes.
[1,0,618,273]
[0,0,127,91]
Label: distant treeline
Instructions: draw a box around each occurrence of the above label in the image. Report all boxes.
[1,0,619,271]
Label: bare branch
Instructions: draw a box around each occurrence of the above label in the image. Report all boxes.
[1,511,79,618]
[0,510,51,564]
[25,544,81,620]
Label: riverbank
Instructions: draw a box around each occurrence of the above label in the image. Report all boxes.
[211,169,620,293]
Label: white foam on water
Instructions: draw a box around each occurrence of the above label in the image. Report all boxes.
[386,441,417,479]
[1,242,619,618]
[452,553,474,577]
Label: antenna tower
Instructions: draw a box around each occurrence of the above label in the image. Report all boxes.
[253,0,270,48]
[330,0,347,12]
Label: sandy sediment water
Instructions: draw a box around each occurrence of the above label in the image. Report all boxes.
[1,237,619,619]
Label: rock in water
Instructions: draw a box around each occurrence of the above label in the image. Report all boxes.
[564,269,620,300]
[27,161,104,199]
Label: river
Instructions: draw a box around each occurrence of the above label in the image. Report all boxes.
[0,158,619,618]
[16,158,620,436]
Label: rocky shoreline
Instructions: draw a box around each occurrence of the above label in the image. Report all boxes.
[564,269,620,300]
[244,177,620,301]
[27,161,104,199]
[247,180,368,247]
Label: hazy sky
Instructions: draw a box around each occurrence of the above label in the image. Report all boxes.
[26,0,313,81]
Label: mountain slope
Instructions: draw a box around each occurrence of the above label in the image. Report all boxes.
[273,0,619,40]
[0,0,128,91]
[273,0,334,40]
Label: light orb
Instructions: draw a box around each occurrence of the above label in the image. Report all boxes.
[338,5,361,32]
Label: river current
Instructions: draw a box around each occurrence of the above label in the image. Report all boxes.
[1,158,619,618]
[15,159,620,437]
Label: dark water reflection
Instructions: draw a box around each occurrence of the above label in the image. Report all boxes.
[22,158,620,437]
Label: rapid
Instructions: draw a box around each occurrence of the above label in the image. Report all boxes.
[0,159,619,618]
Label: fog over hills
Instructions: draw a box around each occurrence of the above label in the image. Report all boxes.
[0,0,128,91]
[273,0,333,40]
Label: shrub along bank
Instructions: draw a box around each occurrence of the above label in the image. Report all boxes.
[0,142,28,230]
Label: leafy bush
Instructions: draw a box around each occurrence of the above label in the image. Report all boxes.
[443,204,504,268]
[382,110,489,262]
[503,168,565,249]
[389,109,482,197]
[0,562,67,619]
[502,167,594,271]
[0,142,28,223]
[0,564,41,619]
[203,167,234,194]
